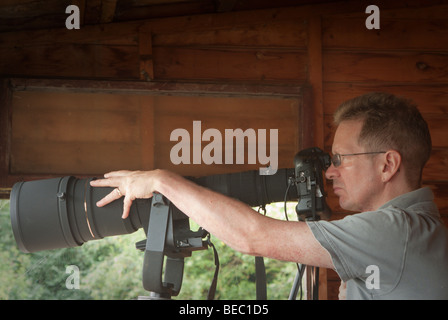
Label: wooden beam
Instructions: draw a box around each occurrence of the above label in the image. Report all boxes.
[72,0,86,26]
[139,26,154,81]
[215,0,238,12]
[0,79,12,191]
[9,78,304,98]
[306,15,329,301]
[101,0,117,23]
[307,16,324,148]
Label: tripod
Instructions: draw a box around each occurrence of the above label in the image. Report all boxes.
[288,147,331,300]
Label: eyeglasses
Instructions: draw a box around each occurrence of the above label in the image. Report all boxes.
[331,152,386,168]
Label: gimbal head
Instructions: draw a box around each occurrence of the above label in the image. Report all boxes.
[136,193,209,299]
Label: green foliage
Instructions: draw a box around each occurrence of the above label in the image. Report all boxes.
[0,200,31,299]
[1,199,301,300]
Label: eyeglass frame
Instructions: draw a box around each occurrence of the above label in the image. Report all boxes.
[331,151,387,168]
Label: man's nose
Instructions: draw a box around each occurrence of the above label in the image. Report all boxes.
[325,163,338,180]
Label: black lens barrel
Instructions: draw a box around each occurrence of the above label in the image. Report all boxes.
[10,176,147,253]
[10,169,296,253]
[193,168,296,207]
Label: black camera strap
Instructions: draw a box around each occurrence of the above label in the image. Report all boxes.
[255,256,267,299]
[206,235,220,300]
[255,205,268,300]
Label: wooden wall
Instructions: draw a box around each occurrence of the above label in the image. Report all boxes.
[318,4,448,299]
[1,0,447,300]
[8,87,300,177]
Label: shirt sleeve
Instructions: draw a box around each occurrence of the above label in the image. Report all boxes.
[306,209,409,284]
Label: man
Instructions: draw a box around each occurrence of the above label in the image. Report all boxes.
[91,92,448,299]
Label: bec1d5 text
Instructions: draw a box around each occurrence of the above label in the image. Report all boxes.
[179,303,269,317]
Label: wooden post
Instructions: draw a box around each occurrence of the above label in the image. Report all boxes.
[139,27,154,81]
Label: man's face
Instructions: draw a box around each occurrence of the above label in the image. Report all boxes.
[325,120,383,212]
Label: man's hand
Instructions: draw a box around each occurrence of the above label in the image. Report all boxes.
[90,170,161,219]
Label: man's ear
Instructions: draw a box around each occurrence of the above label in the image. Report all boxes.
[381,150,402,183]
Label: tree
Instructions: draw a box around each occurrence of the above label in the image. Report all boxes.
[1,200,302,299]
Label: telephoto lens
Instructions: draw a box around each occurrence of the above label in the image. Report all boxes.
[10,169,297,253]
[10,176,149,253]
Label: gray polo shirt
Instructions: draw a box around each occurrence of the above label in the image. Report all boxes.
[307,187,448,299]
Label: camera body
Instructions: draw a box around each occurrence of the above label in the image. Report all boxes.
[294,147,331,221]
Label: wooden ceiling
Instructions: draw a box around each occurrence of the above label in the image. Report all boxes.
[0,0,340,33]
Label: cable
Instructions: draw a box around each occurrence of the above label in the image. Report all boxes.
[283,176,307,300]
[283,176,295,221]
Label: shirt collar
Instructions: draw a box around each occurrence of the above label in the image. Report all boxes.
[379,187,439,216]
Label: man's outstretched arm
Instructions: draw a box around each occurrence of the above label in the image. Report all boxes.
[90,169,334,269]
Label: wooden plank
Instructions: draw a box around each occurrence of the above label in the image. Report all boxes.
[323,51,448,83]
[9,90,145,175]
[72,0,86,26]
[113,0,216,22]
[145,0,448,35]
[0,0,67,32]
[423,149,448,182]
[3,80,305,184]
[10,141,142,175]
[139,27,154,81]
[216,0,238,12]
[323,17,448,51]
[323,2,448,20]
[11,91,141,143]
[0,1,445,47]
[306,16,324,149]
[0,79,11,188]
[0,43,140,79]
[306,14,328,301]
[428,183,448,215]
[153,95,300,176]
[426,115,448,149]
[140,96,155,170]
[11,107,140,144]
[442,216,448,228]
[153,46,308,83]
[0,17,140,47]
[322,83,448,115]
[101,0,118,23]
[10,78,304,98]
[152,20,307,49]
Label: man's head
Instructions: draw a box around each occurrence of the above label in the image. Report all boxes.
[326,92,432,212]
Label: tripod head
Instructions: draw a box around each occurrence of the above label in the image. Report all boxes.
[293,147,332,221]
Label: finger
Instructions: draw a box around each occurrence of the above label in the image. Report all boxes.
[104,170,133,178]
[96,188,122,207]
[90,177,120,188]
[122,195,133,219]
